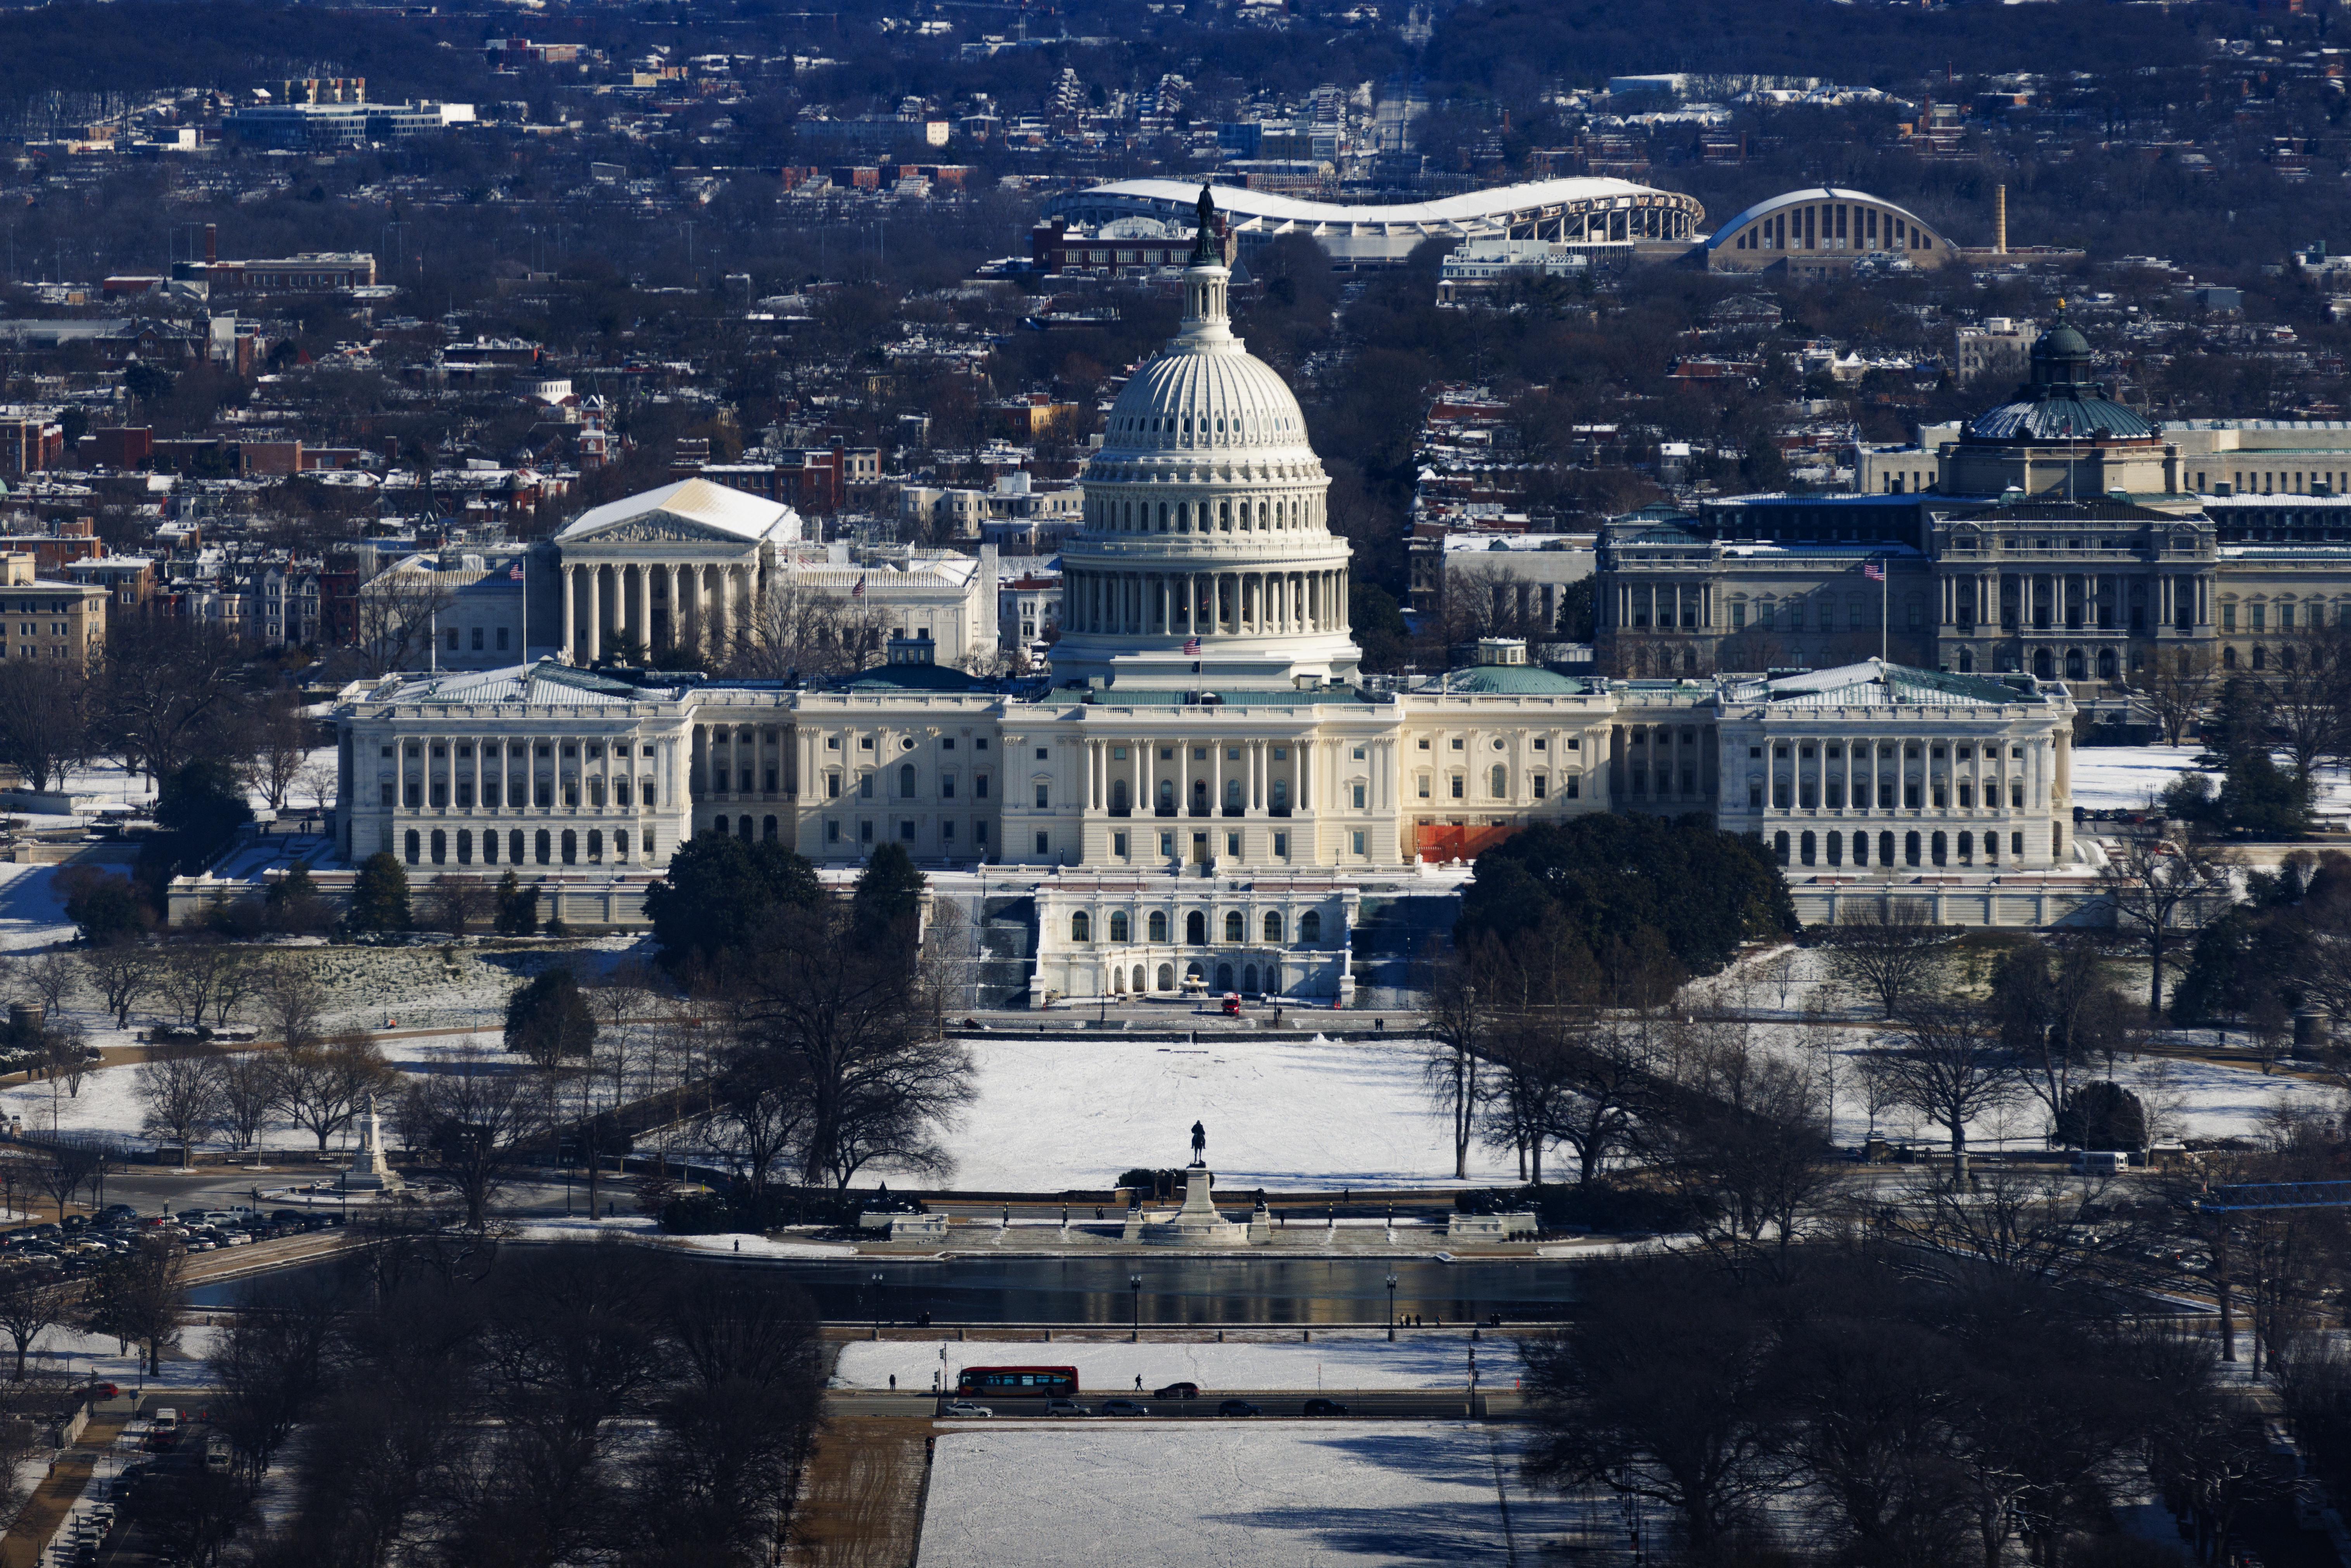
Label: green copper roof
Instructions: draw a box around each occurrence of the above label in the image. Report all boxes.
[1422,665,1589,695]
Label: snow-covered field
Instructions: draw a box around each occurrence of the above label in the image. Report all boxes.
[2069,745,2206,813]
[916,1423,1572,1568]
[942,1033,1520,1191]
[834,1334,1500,1393]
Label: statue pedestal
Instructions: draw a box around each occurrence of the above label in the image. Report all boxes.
[1143,1165,1252,1247]
[342,1101,404,1193]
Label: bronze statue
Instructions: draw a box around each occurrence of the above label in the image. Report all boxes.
[1190,1120,1207,1166]
[1189,184,1217,266]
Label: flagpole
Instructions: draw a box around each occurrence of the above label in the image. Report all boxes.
[1881,557,1888,663]
[520,548,528,666]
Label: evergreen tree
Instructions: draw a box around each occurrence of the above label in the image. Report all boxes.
[852,842,926,946]
[643,834,822,973]
[493,870,539,937]
[503,968,596,1068]
[347,852,411,933]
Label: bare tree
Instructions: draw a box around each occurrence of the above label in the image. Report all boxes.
[251,957,327,1052]
[0,1263,71,1380]
[215,1052,283,1160]
[156,942,256,1034]
[249,691,313,814]
[425,874,493,935]
[1871,1002,2025,1180]
[83,943,157,1030]
[355,558,462,677]
[735,575,885,679]
[1819,900,1950,1020]
[97,618,255,784]
[403,1047,545,1228]
[2140,645,2216,748]
[24,1139,100,1223]
[2098,822,2238,1019]
[296,760,337,819]
[0,658,92,795]
[22,951,75,1020]
[137,1048,225,1165]
[277,1034,398,1153]
[1422,946,1492,1182]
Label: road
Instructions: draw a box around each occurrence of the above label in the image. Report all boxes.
[822,1389,1519,1420]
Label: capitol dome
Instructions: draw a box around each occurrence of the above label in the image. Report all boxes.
[1053,189,1359,690]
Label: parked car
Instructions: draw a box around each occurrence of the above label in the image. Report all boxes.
[1044,1399,1089,1417]
[1216,1400,1261,1418]
[942,1401,992,1419]
[1302,1399,1349,1417]
[1102,1399,1150,1417]
[1154,1382,1200,1400]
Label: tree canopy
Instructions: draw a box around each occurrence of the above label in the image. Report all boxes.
[347,852,411,934]
[644,835,823,975]
[1457,816,1795,989]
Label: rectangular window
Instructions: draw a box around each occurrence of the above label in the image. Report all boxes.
[827,821,840,842]
[1035,832,1050,854]
[860,821,874,843]
[1160,832,1174,856]
[1113,832,1127,858]
[1273,832,1288,858]
[827,775,841,799]
[942,777,956,799]
[1226,832,1240,857]
[1352,783,1367,808]
[1035,784,1050,808]
[497,627,510,650]
[1533,775,1547,799]
[976,776,989,799]
[470,627,484,651]
[1565,776,1580,798]
[1351,830,1367,856]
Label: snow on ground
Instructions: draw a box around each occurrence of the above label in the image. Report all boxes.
[916,1422,1574,1568]
[0,862,85,953]
[504,1213,853,1258]
[2067,745,2207,813]
[835,1334,1502,1393]
[940,1034,1520,1192]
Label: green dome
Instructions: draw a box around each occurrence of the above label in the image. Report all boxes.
[1423,664,1587,695]
[1965,306,2153,444]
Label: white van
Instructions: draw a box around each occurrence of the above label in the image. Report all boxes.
[2073,1150,2129,1176]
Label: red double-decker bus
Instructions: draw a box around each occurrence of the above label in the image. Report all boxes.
[956,1365,1079,1399]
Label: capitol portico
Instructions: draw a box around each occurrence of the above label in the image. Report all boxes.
[318,192,2096,998]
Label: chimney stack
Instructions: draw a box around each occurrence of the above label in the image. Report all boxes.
[1995,186,2007,256]
[203,224,217,265]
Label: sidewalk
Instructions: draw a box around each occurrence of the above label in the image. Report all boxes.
[0,1410,128,1568]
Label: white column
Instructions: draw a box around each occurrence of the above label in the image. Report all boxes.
[562,566,577,658]
[633,564,651,654]
[585,565,602,663]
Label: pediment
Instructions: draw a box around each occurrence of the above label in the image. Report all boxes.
[568,511,753,546]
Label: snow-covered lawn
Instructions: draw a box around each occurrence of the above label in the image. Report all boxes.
[940,1033,1520,1192]
[916,1422,1570,1568]
[0,862,85,952]
[2068,745,2206,814]
[834,1334,1500,1393]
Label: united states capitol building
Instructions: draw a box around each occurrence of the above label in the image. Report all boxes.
[315,204,2092,1004]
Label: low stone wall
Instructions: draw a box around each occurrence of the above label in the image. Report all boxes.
[1787,873,2113,929]
[165,868,660,932]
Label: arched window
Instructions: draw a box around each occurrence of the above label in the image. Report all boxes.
[2033,649,2054,678]
[1905,831,1922,867]
[1300,911,1322,944]
[1224,910,1244,942]
[1224,778,1243,813]
[430,830,446,865]
[1958,831,1974,863]
[616,830,631,861]
[1072,911,1092,942]
[738,818,753,841]
[404,829,421,865]
[1853,832,1869,866]
[456,830,472,865]
[510,830,526,866]
[2065,648,2086,680]
[536,829,551,865]
[2223,645,2239,669]
[1879,831,1895,867]
[2097,648,2118,680]
[1931,831,1948,867]
[1158,780,1175,812]
[587,830,603,862]
[562,830,578,864]
[1243,963,1260,994]
[1215,962,1234,991]
[900,763,916,798]
[483,832,499,865]
[1186,910,1206,944]
[1149,911,1169,941]
[1825,832,1841,867]
[1157,963,1176,991]
[1110,911,1130,942]
[1957,649,1974,673]
[1264,911,1283,942]
[1773,831,1789,866]
[763,816,778,841]
[1800,831,1815,866]
[709,816,727,838]
[2252,644,2268,672]
[1491,765,1507,798]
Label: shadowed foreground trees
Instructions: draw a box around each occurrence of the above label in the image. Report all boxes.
[1523,1249,2258,1568]
[209,1240,826,1568]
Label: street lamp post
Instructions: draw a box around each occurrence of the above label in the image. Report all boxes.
[870,1271,885,1338]
[1387,1273,1398,1341]
[1129,1272,1142,1343]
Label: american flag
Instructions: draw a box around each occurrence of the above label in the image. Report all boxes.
[1863,561,1885,581]
[1182,637,1201,655]
[851,576,866,599]
[508,562,524,582]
